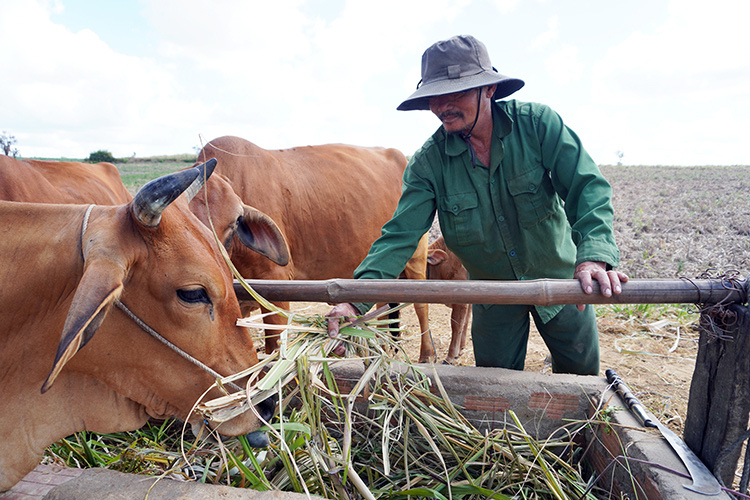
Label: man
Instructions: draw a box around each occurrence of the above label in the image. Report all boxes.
[327,35,628,375]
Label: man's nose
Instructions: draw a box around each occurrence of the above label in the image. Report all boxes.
[429,97,451,113]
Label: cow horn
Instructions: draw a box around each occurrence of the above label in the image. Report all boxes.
[132,158,217,227]
[184,158,218,203]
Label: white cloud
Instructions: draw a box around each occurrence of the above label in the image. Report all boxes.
[488,0,520,13]
[1,0,216,157]
[592,0,750,104]
[531,15,558,50]
[583,0,750,165]
[3,0,748,164]
[544,44,583,85]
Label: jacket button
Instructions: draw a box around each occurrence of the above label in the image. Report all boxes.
[528,183,535,190]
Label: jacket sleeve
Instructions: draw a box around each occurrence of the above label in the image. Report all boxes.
[350,158,438,314]
[534,104,620,269]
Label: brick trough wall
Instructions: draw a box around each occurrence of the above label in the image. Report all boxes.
[331,361,733,499]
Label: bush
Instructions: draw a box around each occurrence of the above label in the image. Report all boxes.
[87,150,116,163]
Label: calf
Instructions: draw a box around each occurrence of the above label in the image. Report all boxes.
[427,236,471,364]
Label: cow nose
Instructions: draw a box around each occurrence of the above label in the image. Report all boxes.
[245,429,269,448]
[245,394,277,449]
[256,393,277,422]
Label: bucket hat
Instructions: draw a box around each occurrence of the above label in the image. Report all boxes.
[397,35,524,111]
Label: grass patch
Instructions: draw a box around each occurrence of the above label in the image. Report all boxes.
[115,155,198,193]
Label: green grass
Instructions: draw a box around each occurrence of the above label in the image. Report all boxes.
[44,310,606,499]
[597,302,698,324]
[116,155,197,193]
[26,154,198,194]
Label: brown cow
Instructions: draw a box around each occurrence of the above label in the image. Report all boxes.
[0,161,284,491]
[427,236,471,364]
[0,155,290,273]
[0,157,132,204]
[194,136,435,362]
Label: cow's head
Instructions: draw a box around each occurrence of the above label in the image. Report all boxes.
[41,159,271,436]
[188,172,290,268]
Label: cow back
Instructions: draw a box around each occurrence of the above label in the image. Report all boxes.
[0,156,131,204]
[197,136,408,280]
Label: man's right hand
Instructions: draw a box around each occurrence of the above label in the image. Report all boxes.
[325,302,361,337]
[325,303,360,357]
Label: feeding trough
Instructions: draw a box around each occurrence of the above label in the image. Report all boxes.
[228,276,747,498]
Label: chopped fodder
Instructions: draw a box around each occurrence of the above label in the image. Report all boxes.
[191,288,602,499]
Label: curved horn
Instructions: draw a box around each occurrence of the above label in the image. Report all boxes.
[185,158,217,203]
[132,158,217,227]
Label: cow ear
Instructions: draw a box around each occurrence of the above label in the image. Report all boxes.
[41,259,125,393]
[427,249,448,266]
[236,206,290,266]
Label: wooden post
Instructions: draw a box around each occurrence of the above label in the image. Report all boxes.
[684,304,750,489]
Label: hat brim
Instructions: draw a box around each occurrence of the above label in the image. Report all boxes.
[397,71,524,111]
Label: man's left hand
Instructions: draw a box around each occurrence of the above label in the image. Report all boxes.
[573,261,629,311]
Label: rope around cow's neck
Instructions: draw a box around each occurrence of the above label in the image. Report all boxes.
[80,204,242,393]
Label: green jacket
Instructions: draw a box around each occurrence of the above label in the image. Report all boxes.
[354,100,620,322]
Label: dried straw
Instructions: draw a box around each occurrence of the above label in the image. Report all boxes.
[192,279,598,499]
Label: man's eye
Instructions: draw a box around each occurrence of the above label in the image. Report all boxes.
[177,288,211,305]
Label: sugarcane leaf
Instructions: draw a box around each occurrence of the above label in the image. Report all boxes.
[260,422,311,436]
[227,450,268,490]
[339,326,376,338]
[392,487,450,499]
[449,484,513,499]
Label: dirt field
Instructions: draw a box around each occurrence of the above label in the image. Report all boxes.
[288,165,750,435]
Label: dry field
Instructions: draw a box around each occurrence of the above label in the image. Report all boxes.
[289,165,750,435]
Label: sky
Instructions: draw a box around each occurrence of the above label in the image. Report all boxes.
[1,0,749,166]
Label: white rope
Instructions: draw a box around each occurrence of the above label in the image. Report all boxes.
[113,299,241,391]
[80,204,95,258]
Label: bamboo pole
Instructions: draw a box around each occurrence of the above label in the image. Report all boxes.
[234,278,748,306]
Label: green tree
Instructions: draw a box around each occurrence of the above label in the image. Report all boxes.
[87,150,116,163]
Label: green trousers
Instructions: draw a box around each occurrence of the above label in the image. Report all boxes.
[470,303,599,375]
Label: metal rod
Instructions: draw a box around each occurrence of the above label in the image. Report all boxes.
[234,278,748,306]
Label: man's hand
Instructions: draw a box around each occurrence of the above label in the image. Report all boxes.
[325,303,360,355]
[573,261,629,311]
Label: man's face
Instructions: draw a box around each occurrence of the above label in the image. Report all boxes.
[428,88,480,135]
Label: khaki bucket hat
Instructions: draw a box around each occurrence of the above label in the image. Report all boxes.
[397,35,524,111]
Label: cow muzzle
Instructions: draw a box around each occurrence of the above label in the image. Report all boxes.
[192,393,277,447]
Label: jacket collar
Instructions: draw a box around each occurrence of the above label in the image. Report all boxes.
[443,100,515,159]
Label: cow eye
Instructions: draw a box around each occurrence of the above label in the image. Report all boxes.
[177,287,211,305]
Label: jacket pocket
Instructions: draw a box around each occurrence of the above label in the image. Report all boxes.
[507,168,558,228]
[439,192,483,246]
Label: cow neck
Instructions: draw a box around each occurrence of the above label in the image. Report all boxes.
[79,204,242,392]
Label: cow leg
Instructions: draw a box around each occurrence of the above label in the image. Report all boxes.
[375,302,402,339]
[401,234,435,363]
[413,303,435,363]
[444,304,471,364]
